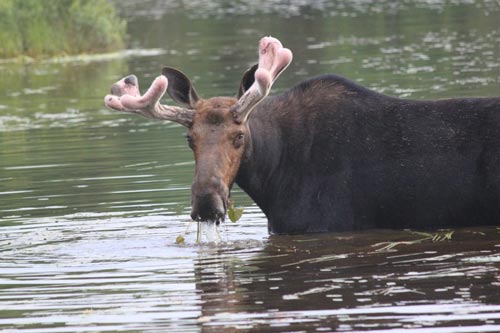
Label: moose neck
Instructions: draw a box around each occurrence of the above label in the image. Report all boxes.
[234,97,288,229]
[232,77,358,234]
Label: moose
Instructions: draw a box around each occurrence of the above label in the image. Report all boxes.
[105,37,500,234]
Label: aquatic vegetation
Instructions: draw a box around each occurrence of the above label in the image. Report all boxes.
[0,0,126,58]
[177,221,220,244]
[228,200,244,223]
[175,200,243,244]
[373,229,455,252]
[175,234,185,244]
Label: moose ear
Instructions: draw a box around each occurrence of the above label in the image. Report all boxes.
[162,67,200,108]
[237,64,258,99]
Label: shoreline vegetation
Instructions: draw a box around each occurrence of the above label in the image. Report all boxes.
[0,0,126,59]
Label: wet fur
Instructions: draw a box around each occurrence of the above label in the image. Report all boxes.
[236,74,500,234]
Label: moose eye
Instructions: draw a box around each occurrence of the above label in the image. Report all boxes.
[233,132,245,148]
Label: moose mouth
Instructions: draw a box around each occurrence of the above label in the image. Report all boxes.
[190,194,228,225]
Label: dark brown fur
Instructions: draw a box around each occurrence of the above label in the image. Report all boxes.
[188,97,248,222]
[167,72,500,234]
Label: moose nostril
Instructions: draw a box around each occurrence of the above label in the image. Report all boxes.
[190,211,200,221]
[124,75,137,86]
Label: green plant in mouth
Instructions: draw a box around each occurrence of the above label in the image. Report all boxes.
[228,199,244,223]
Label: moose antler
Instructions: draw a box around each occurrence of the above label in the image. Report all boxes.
[104,36,291,126]
[104,74,195,127]
[231,36,293,123]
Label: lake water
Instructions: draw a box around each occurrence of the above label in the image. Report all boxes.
[1,1,500,332]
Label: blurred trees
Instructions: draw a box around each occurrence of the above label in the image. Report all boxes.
[0,0,126,58]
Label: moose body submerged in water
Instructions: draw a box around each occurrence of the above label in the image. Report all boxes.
[105,37,500,234]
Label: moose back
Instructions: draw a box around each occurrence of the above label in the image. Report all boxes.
[104,37,500,234]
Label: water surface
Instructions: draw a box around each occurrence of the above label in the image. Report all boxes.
[1,1,500,332]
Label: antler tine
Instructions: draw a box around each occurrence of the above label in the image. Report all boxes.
[104,75,195,128]
[232,36,293,123]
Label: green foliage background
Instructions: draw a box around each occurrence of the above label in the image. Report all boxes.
[0,0,126,58]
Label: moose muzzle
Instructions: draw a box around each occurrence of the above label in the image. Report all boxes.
[190,178,229,224]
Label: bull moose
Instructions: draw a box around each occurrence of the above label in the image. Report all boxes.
[104,37,500,234]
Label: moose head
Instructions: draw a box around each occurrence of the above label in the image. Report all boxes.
[104,37,292,224]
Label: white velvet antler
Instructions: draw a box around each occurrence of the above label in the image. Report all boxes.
[104,75,194,127]
[231,36,293,123]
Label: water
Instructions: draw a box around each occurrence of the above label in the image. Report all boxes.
[1,1,500,331]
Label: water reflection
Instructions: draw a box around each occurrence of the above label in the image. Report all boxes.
[1,215,500,331]
[194,228,500,332]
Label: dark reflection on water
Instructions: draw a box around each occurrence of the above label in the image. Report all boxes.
[1,0,500,332]
[195,228,500,332]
